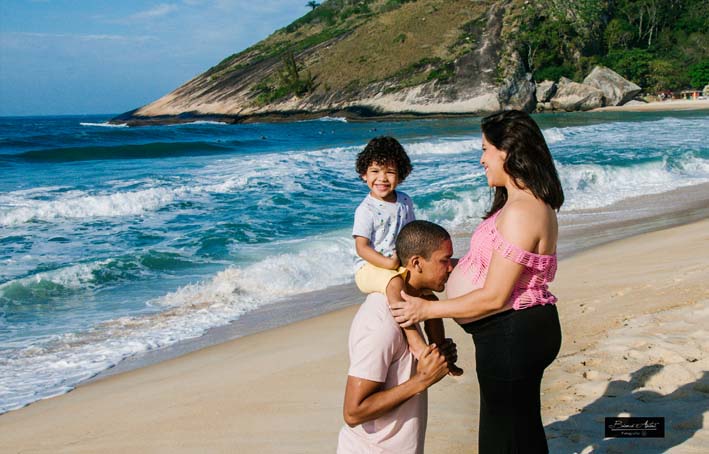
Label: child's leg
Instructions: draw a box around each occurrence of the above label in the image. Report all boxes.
[386,275,427,359]
[423,295,464,376]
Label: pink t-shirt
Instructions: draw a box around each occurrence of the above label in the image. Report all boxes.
[337,293,427,454]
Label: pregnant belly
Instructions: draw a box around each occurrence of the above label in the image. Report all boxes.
[445,264,479,324]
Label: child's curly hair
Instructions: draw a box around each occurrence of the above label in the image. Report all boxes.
[355,136,413,182]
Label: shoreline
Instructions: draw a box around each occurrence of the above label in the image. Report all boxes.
[591,98,709,112]
[111,99,709,126]
[1,214,706,452]
[84,181,709,384]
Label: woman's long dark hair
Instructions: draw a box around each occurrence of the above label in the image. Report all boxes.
[480,110,564,218]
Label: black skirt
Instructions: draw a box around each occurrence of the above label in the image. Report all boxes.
[459,304,562,454]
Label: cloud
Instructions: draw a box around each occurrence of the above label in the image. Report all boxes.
[129,3,179,20]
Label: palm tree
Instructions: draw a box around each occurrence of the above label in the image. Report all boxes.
[306,1,320,11]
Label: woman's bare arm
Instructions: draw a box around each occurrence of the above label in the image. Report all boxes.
[390,205,543,325]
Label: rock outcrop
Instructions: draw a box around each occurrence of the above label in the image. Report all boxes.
[112,0,542,125]
[353,0,533,116]
[583,66,641,106]
[111,1,646,125]
[536,80,557,103]
[497,55,536,112]
[550,77,604,111]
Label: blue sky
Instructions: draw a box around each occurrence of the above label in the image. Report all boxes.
[0,1,306,116]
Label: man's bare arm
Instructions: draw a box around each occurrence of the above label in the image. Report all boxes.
[343,344,448,427]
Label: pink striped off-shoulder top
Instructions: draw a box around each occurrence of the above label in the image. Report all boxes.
[456,209,557,310]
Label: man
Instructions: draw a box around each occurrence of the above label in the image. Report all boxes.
[337,220,457,453]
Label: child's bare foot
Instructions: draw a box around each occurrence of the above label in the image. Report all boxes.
[448,363,464,376]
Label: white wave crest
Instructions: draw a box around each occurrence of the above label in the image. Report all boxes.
[172,120,229,126]
[317,116,348,122]
[405,138,481,156]
[559,155,709,211]
[415,187,491,232]
[0,260,109,295]
[543,128,566,144]
[0,233,355,413]
[151,235,353,309]
[0,187,182,226]
[79,122,128,128]
[0,176,250,226]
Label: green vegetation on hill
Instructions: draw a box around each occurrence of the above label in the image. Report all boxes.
[141,0,708,122]
[516,0,709,91]
[211,0,707,103]
[203,0,490,104]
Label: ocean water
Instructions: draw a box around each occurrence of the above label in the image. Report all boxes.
[1,111,708,413]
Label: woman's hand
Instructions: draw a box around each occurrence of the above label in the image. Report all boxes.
[389,291,431,327]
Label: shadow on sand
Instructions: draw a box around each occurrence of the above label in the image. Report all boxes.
[545,364,708,453]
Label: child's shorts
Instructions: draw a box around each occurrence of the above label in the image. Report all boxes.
[354,263,407,294]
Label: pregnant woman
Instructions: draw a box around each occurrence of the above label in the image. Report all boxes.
[390,110,564,453]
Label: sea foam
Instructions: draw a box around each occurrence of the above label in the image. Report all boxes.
[316,116,348,122]
[405,138,481,156]
[559,154,709,211]
[0,260,107,296]
[0,176,249,226]
[0,233,354,413]
[79,122,128,128]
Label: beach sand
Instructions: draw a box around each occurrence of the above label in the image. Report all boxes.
[1,217,707,453]
[592,98,709,112]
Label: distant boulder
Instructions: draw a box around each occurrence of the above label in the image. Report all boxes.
[703,84,709,97]
[550,77,604,111]
[536,80,557,103]
[498,72,536,112]
[583,66,641,106]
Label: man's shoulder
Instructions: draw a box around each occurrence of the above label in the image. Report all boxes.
[351,294,400,340]
[355,293,390,322]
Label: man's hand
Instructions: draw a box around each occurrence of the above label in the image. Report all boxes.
[413,344,449,390]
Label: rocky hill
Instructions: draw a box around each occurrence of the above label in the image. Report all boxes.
[113,0,708,125]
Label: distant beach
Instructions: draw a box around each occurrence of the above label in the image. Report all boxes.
[592,98,709,113]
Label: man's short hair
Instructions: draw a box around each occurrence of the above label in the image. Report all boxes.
[396,221,451,265]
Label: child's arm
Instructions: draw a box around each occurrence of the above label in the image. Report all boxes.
[354,236,399,270]
[423,318,445,346]
[423,295,464,376]
[386,275,428,359]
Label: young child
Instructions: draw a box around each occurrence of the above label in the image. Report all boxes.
[352,136,462,375]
